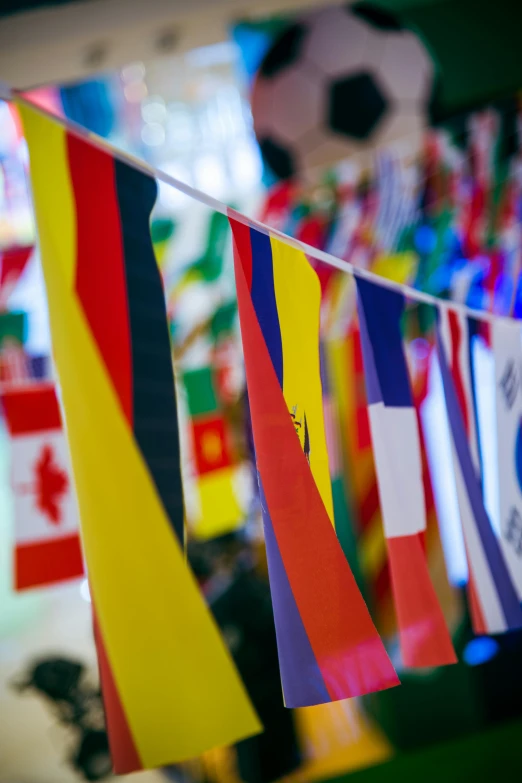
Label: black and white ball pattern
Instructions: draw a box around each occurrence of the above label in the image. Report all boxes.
[251,3,434,180]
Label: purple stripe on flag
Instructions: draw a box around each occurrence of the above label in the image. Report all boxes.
[258,476,331,708]
[436,326,522,629]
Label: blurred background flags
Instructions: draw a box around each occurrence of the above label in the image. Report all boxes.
[1,383,83,591]
[181,365,245,540]
[356,277,456,668]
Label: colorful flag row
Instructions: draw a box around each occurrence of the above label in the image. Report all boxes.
[15,96,522,776]
[230,212,522,706]
[19,102,261,775]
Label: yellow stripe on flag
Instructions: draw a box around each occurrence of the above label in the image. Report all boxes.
[193,467,243,540]
[20,103,261,768]
[270,236,334,524]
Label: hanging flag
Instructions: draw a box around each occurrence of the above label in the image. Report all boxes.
[230,214,399,707]
[492,319,522,600]
[20,103,260,774]
[1,383,84,591]
[436,305,522,633]
[182,366,245,540]
[356,277,456,668]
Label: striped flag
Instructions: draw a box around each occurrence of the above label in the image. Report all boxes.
[492,319,522,600]
[356,277,456,667]
[1,383,84,591]
[20,103,260,774]
[436,305,522,633]
[230,215,399,707]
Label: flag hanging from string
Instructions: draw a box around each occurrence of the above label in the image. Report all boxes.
[1,382,84,591]
[20,103,260,775]
[492,319,522,600]
[436,306,522,633]
[230,214,399,707]
[356,277,456,667]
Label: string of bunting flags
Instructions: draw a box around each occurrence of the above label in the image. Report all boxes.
[3,90,522,773]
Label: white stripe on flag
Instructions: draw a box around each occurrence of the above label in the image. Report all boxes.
[368,402,426,538]
[493,319,522,600]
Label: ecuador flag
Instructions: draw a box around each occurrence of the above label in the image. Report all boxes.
[20,103,260,773]
[230,215,399,708]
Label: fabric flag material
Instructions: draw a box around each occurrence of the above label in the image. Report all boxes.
[492,319,522,600]
[356,278,456,668]
[182,366,244,539]
[230,215,399,708]
[1,382,84,591]
[20,104,260,774]
[436,305,522,633]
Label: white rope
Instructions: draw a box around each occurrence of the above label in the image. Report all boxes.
[6,87,521,327]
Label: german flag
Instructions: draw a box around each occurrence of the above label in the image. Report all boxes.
[19,103,260,774]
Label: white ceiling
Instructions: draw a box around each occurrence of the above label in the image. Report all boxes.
[0,0,337,89]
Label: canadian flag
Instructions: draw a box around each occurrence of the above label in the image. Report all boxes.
[1,383,84,590]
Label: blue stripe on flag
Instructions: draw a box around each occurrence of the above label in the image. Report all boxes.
[356,277,412,407]
[249,228,283,387]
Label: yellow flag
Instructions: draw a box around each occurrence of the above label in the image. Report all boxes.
[19,102,260,773]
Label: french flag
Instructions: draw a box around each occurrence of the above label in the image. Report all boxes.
[436,306,522,633]
[356,277,456,667]
[1,383,84,591]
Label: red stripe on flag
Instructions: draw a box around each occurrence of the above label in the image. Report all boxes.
[1,383,62,436]
[0,245,32,289]
[15,532,84,590]
[232,223,399,699]
[229,211,252,289]
[92,610,142,775]
[67,134,133,426]
[448,310,469,435]
[468,569,487,635]
[386,534,457,667]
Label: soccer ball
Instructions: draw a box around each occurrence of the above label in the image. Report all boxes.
[251,3,434,181]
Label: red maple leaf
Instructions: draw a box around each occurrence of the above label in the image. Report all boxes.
[34,444,69,525]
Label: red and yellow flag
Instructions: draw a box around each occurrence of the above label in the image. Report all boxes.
[20,102,260,774]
